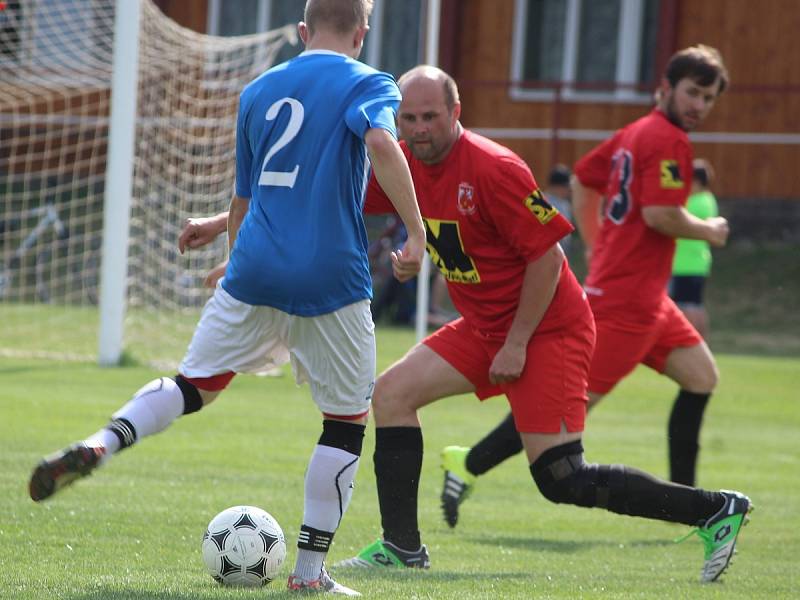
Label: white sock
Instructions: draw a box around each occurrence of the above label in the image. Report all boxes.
[292,444,360,580]
[86,377,184,458]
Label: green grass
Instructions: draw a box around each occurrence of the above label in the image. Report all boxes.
[1,328,798,599]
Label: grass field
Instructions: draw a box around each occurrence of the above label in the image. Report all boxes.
[1,327,798,599]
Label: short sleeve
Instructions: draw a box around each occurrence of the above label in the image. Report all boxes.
[484,157,574,263]
[234,93,253,199]
[345,72,402,140]
[574,131,622,192]
[638,137,692,207]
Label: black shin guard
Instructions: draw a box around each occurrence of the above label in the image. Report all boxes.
[174,375,203,415]
[374,427,423,551]
[530,441,722,526]
[466,412,523,476]
[318,419,366,456]
[668,390,710,486]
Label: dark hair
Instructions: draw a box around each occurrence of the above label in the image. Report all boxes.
[665,45,729,94]
[548,164,571,187]
[304,0,373,35]
[692,158,714,187]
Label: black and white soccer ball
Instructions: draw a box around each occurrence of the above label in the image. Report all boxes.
[201,505,287,586]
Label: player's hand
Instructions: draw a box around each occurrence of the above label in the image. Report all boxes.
[179,217,223,253]
[706,216,730,247]
[204,260,228,288]
[391,234,426,282]
[489,341,527,384]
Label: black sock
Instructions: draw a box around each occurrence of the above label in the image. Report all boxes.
[466,412,523,476]
[668,390,711,486]
[374,427,423,551]
[531,441,725,526]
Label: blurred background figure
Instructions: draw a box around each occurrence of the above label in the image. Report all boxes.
[544,164,574,259]
[669,159,719,340]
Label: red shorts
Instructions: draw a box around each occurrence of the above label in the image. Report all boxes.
[588,295,703,394]
[423,307,595,434]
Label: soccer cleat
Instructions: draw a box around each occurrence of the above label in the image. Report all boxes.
[287,565,360,596]
[678,490,753,583]
[333,539,430,569]
[440,445,476,528]
[29,442,106,502]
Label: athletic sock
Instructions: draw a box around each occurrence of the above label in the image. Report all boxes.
[668,390,711,486]
[86,377,184,457]
[531,441,725,526]
[294,421,364,581]
[374,426,423,551]
[466,412,523,476]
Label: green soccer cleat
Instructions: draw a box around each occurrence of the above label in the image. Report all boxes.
[679,489,753,583]
[440,445,476,528]
[334,539,430,569]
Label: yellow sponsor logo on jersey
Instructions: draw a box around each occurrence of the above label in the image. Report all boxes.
[660,160,684,189]
[523,189,558,224]
[424,218,480,284]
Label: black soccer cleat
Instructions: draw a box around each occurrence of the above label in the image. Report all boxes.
[29,442,105,502]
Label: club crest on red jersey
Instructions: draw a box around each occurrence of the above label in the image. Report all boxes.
[457,182,477,215]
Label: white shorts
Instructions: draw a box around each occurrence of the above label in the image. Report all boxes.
[179,285,376,417]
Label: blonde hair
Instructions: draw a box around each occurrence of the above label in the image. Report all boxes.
[304,0,373,35]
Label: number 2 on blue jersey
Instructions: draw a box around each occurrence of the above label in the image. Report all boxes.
[259,97,304,188]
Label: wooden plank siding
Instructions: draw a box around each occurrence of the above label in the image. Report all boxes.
[453,0,800,200]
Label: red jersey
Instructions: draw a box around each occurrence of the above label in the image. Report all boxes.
[574,109,692,319]
[365,129,584,338]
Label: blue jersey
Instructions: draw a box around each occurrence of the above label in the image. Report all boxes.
[224,50,401,315]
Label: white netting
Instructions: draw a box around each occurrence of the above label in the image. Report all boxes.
[0,0,295,365]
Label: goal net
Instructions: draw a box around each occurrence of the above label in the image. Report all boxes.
[0,0,295,366]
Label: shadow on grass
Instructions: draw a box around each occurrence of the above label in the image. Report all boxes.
[467,535,673,553]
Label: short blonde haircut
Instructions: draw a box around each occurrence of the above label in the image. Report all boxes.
[304,0,373,35]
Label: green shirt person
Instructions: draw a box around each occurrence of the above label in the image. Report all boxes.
[673,188,719,276]
[669,159,718,338]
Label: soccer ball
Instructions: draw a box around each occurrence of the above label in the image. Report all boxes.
[201,505,287,586]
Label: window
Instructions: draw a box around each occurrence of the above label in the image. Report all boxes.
[511,0,661,102]
[207,0,423,78]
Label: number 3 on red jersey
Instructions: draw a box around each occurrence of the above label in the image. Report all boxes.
[606,149,633,224]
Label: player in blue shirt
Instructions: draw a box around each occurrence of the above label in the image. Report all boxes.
[28,1,425,595]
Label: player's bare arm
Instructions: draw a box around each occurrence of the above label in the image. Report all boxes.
[642,205,730,247]
[178,211,229,253]
[489,245,564,385]
[365,127,426,282]
[571,175,603,253]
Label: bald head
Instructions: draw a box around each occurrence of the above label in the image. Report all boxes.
[398,65,460,111]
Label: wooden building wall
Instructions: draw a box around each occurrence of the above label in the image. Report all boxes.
[454,0,800,200]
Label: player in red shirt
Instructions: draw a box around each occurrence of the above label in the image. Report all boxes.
[437,42,741,552]
[178,61,751,584]
[335,64,750,584]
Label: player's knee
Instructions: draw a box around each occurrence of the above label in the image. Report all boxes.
[173,374,233,414]
[371,369,417,418]
[530,441,607,508]
[686,360,718,393]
